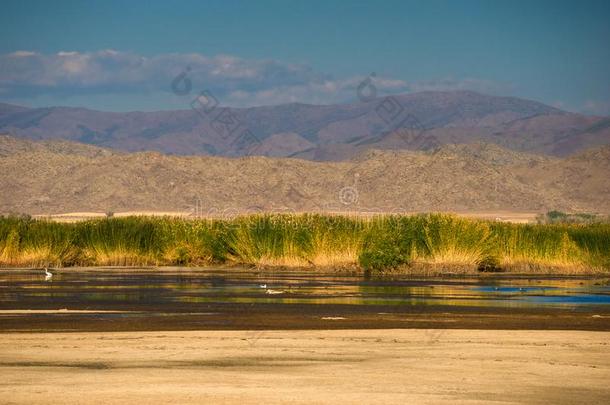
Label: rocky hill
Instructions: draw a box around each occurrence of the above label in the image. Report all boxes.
[1,135,609,215]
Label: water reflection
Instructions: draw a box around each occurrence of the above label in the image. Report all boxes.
[0,269,609,310]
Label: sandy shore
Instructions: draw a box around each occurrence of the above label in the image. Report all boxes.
[1,329,609,404]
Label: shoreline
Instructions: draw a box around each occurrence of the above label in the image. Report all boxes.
[2,329,609,404]
[2,264,609,276]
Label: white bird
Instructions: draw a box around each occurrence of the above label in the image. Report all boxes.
[265,289,284,295]
[44,267,53,281]
[259,284,267,289]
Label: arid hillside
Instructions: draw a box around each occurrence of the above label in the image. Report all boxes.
[1,135,609,215]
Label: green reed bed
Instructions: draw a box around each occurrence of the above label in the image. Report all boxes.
[490,223,583,271]
[224,214,374,267]
[156,218,228,265]
[0,217,77,267]
[359,215,498,272]
[0,214,608,273]
[565,223,610,270]
[75,217,159,265]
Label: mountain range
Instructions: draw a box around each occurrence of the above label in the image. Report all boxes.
[1,135,609,215]
[1,91,609,160]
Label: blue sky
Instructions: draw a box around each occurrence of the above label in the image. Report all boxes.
[0,0,609,114]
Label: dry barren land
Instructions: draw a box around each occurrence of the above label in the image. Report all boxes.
[1,329,609,404]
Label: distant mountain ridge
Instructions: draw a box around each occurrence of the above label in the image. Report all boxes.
[0,91,609,160]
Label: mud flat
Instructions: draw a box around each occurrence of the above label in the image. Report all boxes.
[1,329,609,404]
[1,270,609,403]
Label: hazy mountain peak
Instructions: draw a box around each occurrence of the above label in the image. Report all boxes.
[0,91,607,160]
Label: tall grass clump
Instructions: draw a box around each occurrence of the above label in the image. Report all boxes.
[156,218,228,265]
[76,217,164,266]
[0,216,27,265]
[565,223,610,270]
[359,214,498,272]
[491,223,584,271]
[419,214,498,268]
[223,214,375,268]
[306,214,372,267]
[0,216,77,267]
[224,214,312,267]
[359,215,418,272]
[18,220,78,267]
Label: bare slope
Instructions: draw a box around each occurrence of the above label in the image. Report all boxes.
[1,135,608,215]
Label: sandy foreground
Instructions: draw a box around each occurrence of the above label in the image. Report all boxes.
[0,329,609,404]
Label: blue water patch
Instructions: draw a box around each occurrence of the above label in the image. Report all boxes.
[1,270,609,310]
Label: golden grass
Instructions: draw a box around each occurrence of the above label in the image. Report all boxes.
[0,214,608,273]
[81,247,157,267]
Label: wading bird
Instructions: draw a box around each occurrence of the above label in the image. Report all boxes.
[44,267,53,281]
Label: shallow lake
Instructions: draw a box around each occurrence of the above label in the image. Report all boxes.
[1,268,609,332]
[2,268,609,308]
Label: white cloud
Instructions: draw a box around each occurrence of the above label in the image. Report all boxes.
[0,50,502,108]
[8,51,38,57]
[406,77,510,95]
[0,50,330,95]
[581,100,610,116]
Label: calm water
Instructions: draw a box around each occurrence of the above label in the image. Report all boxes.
[1,268,609,310]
